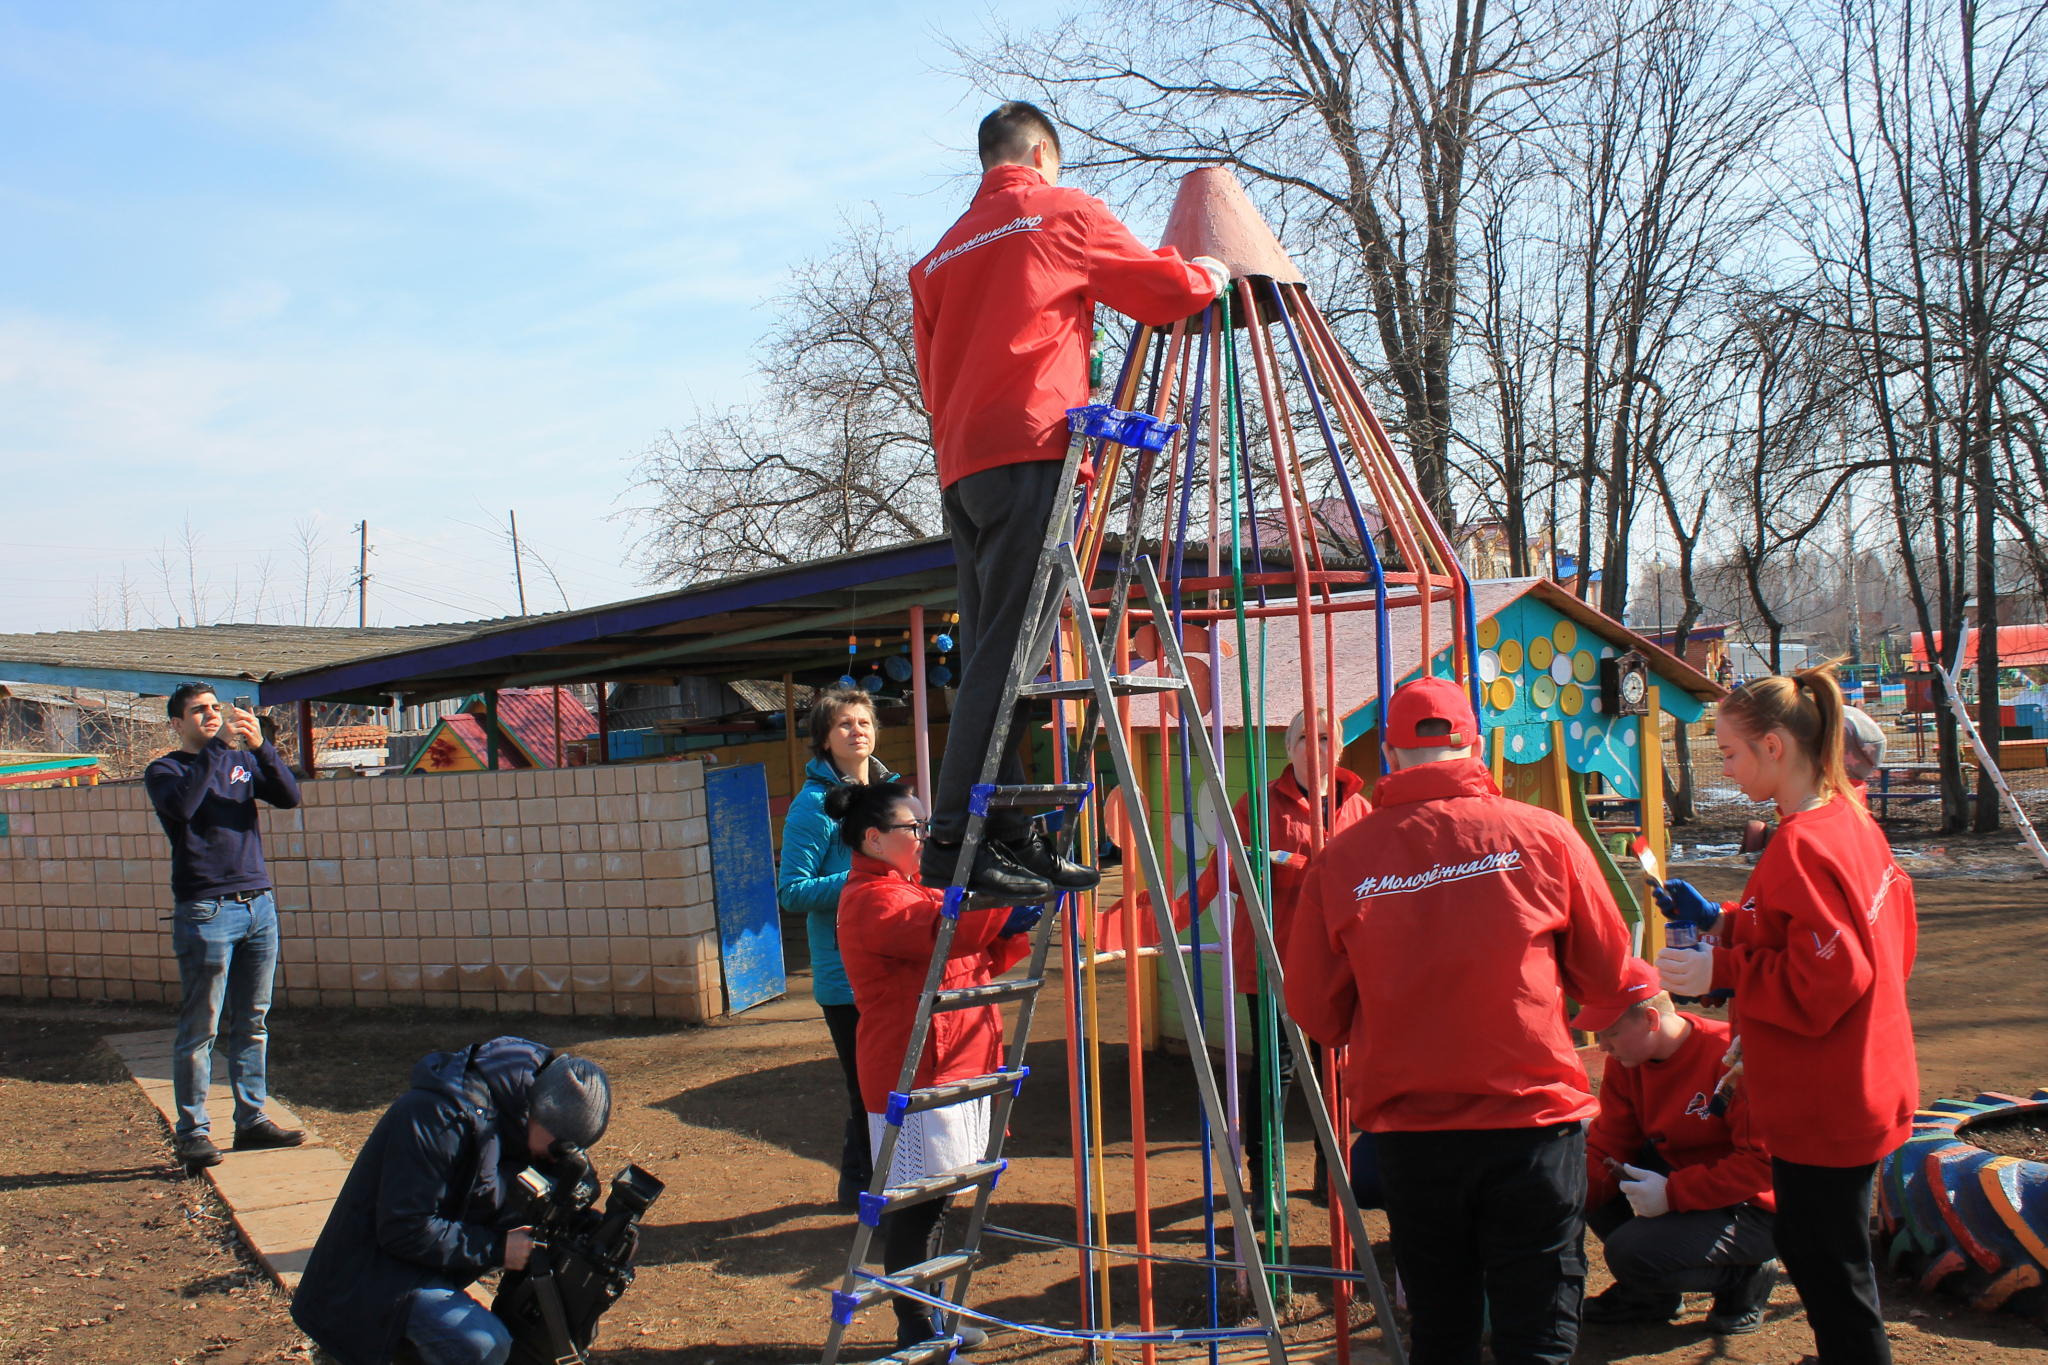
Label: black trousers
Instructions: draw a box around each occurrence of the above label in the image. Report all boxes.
[1773,1157,1890,1364]
[820,1002,864,1124]
[883,1199,948,1335]
[932,460,1067,845]
[1588,1194,1777,1295]
[1379,1123,1588,1365]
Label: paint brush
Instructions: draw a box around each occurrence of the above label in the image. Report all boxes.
[1629,834,1664,891]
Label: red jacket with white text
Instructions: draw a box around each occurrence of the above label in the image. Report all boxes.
[837,853,1031,1115]
[1585,1012,1776,1213]
[910,165,1219,488]
[1707,796,1918,1166]
[1284,758,1633,1133]
[1187,764,1372,994]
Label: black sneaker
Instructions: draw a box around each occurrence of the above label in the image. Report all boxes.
[1705,1259,1777,1335]
[920,841,1052,903]
[234,1118,306,1150]
[1580,1283,1681,1324]
[938,1318,987,1352]
[175,1133,223,1169]
[1002,828,1100,890]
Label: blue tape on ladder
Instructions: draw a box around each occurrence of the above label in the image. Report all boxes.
[1010,1065,1031,1096]
[853,1273,1271,1344]
[1066,404,1181,453]
[858,1191,887,1228]
[968,784,993,816]
[886,1091,911,1126]
[941,886,965,921]
[832,1289,860,1326]
[990,1157,1008,1191]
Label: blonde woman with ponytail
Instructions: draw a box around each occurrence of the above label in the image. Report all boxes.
[1653,663,1917,1364]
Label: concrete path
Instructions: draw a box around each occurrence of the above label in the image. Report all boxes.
[105,1028,341,1293]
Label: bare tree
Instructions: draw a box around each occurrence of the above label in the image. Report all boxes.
[625,213,941,583]
[950,0,1603,532]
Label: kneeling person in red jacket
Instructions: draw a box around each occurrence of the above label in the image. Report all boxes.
[830,780,1037,1353]
[1285,677,1634,1365]
[1577,958,1778,1335]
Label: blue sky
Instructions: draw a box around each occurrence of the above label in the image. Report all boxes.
[1,1,1057,633]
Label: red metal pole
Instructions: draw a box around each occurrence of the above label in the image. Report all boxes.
[553,686,564,767]
[297,699,315,774]
[910,605,932,810]
[597,683,609,764]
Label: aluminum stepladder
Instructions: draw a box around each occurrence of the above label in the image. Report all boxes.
[818,405,1405,1365]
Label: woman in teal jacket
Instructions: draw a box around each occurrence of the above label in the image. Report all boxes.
[778,686,895,1208]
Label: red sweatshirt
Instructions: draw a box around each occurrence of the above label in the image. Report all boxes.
[1187,764,1372,994]
[837,853,1031,1114]
[1285,758,1633,1133]
[1707,796,1919,1166]
[1585,1013,1776,1213]
[910,165,1219,488]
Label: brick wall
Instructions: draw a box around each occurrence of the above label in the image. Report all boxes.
[0,760,727,1021]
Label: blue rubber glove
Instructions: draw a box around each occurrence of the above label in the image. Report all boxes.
[998,904,1043,938]
[1652,878,1720,930]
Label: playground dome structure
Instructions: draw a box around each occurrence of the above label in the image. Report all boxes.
[1040,165,1478,1361]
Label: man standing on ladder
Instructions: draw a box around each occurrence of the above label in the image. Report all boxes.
[909,100,1229,899]
[1285,677,1635,1365]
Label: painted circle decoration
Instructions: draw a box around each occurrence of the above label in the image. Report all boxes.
[1880,1091,2048,1314]
[1529,636,1555,670]
[1477,617,1501,649]
[1531,675,1559,710]
[1497,638,1524,673]
[1553,621,1578,652]
[1489,676,1517,711]
[1560,683,1585,715]
[1478,649,1502,683]
[1573,649,1598,683]
[1550,653,1574,686]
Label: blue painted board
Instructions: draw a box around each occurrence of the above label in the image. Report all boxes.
[705,763,787,1013]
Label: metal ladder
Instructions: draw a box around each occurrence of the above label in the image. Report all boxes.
[818,405,1406,1365]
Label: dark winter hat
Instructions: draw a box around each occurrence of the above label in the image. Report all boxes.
[531,1055,612,1148]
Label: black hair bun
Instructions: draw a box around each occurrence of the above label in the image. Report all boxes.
[822,784,860,821]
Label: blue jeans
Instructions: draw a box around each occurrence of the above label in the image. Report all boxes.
[408,1284,512,1365]
[171,891,279,1139]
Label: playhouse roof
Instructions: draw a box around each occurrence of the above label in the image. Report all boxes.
[1144,577,1722,739]
[410,686,597,771]
[1911,624,2048,669]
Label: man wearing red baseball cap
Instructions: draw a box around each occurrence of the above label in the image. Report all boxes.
[1284,675,1633,1365]
[1578,959,1779,1335]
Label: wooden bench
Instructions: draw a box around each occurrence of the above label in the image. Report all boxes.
[1872,764,1981,818]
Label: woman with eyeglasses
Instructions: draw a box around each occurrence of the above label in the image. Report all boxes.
[777,687,897,1209]
[828,779,1039,1353]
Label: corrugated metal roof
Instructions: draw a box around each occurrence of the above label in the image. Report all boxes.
[0,621,497,684]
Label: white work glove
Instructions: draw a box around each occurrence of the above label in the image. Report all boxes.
[1192,254,1231,299]
[1619,1164,1670,1218]
[1655,943,1713,997]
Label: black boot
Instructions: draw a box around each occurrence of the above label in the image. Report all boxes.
[894,1301,935,1350]
[837,1117,872,1211]
[1001,826,1099,890]
[1580,1282,1682,1324]
[1705,1259,1777,1335]
[919,839,1051,903]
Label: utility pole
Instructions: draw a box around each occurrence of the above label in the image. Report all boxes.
[354,520,371,628]
[509,510,529,615]
[1845,483,1862,667]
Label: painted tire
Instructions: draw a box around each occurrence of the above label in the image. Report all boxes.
[1880,1089,2048,1312]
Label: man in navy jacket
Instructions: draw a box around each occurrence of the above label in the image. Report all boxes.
[293,1038,612,1365]
[143,682,303,1168]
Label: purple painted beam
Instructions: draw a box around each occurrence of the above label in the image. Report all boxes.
[262,538,957,705]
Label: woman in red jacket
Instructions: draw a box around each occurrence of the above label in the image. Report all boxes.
[1655,665,1916,1365]
[829,780,1036,1352]
[1185,709,1370,1206]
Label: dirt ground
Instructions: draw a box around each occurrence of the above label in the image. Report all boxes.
[2,847,2044,1365]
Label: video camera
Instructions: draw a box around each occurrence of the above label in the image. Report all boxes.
[492,1145,665,1365]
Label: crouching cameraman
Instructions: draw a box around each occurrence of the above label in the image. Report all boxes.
[294,1037,612,1365]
